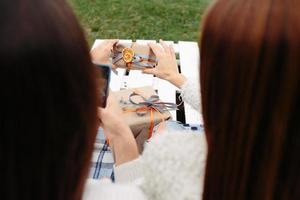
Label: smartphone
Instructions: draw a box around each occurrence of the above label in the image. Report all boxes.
[94,63,111,108]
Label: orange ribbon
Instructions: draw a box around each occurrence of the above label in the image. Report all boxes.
[123,106,166,139]
[123,89,176,140]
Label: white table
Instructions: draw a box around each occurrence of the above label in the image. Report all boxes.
[92,39,203,125]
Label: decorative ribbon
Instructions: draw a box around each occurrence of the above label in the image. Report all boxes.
[128,92,177,113]
[122,90,177,139]
[112,49,158,69]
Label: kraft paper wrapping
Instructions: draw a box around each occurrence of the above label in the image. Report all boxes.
[112,42,157,70]
[113,86,172,152]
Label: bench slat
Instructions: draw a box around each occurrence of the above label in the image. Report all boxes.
[135,40,158,89]
[126,70,154,88]
[164,41,180,54]
[157,80,178,120]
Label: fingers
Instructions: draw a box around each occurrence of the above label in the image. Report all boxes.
[103,39,118,44]
[93,41,112,52]
[170,45,176,60]
[143,68,157,76]
[98,39,118,49]
[159,39,171,55]
[111,65,118,70]
[159,39,176,60]
[148,42,164,56]
[108,39,119,46]
[106,39,118,50]
[105,91,116,107]
[97,107,104,123]
[149,40,174,58]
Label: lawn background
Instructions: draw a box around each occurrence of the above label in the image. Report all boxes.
[69,0,211,46]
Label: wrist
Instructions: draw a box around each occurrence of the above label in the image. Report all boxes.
[108,125,139,166]
[167,73,187,88]
[111,134,139,166]
[108,123,133,143]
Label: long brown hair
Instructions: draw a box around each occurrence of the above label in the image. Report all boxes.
[200,0,300,199]
[0,0,98,199]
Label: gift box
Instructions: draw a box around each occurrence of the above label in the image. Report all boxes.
[111,42,157,70]
[113,86,175,152]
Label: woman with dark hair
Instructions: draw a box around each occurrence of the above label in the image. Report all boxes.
[0,0,144,199]
[0,0,205,198]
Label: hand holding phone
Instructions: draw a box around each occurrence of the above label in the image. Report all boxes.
[97,93,139,166]
[94,63,111,108]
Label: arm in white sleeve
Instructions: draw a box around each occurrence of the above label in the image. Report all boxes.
[84,178,146,200]
[83,158,146,200]
[140,131,207,200]
[180,78,202,112]
[114,157,143,183]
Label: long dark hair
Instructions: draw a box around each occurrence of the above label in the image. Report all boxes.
[200,0,300,199]
[0,0,98,199]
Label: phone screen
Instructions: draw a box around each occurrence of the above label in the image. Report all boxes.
[95,64,111,108]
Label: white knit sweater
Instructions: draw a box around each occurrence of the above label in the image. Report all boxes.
[83,79,207,200]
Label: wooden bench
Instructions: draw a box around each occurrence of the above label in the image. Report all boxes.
[92,39,203,125]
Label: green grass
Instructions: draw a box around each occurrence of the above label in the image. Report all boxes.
[68,0,211,46]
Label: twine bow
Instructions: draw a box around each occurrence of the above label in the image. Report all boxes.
[123,90,177,139]
[128,92,177,114]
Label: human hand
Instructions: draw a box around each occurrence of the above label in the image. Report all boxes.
[98,92,130,140]
[98,92,139,165]
[91,39,118,66]
[143,39,186,88]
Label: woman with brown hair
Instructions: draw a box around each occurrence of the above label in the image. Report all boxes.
[200,0,300,199]
[142,0,300,199]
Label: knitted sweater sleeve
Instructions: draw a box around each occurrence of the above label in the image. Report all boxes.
[140,131,207,200]
[83,158,147,200]
[180,78,202,113]
[83,131,207,200]
[83,178,147,200]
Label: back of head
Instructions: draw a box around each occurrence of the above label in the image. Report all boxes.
[200,0,300,199]
[0,0,98,199]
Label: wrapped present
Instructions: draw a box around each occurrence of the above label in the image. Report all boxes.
[113,86,176,152]
[111,42,157,70]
